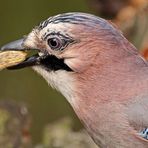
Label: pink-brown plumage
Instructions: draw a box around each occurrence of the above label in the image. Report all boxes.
[73,46,148,147]
[60,17,148,147]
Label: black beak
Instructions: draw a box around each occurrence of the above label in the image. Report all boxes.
[0,38,46,69]
[1,38,25,51]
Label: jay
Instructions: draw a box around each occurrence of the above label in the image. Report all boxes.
[1,12,148,148]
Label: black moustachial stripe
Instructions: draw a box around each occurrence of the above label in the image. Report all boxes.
[38,12,106,30]
[40,55,73,72]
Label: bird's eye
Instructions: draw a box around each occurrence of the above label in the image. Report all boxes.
[47,37,63,50]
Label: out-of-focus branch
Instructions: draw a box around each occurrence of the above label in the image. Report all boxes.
[114,0,148,50]
[0,100,32,148]
[88,0,148,59]
[36,118,98,148]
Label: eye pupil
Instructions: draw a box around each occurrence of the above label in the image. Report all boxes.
[50,38,58,47]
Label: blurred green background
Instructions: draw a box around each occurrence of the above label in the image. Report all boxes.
[0,0,92,144]
[0,0,147,146]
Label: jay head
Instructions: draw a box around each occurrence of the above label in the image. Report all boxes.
[1,12,148,147]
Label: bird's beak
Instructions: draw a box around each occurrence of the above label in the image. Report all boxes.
[0,38,47,69]
[1,38,25,51]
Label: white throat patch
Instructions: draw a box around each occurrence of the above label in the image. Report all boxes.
[33,66,76,106]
